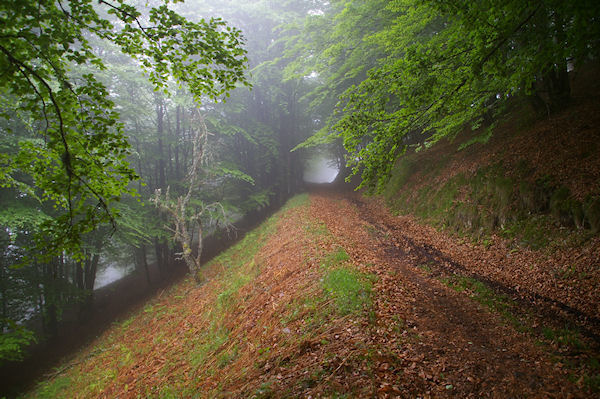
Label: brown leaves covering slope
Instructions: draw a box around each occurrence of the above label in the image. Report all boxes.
[398,96,600,202]
[310,190,584,398]
[32,190,595,398]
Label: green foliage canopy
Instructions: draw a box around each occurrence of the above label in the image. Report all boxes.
[296,0,600,192]
[0,0,249,257]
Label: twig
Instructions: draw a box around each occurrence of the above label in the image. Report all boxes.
[324,349,358,381]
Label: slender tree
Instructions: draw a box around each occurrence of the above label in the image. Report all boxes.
[152,110,236,283]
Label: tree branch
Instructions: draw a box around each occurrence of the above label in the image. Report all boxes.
[0,43,74,221]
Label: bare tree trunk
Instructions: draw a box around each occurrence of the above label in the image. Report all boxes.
[153,238,166,280]
[0,256,7,329]
[152,110,231,283]
[77,249,100,323]
[84,254,100,291]
[156,95,166,190]
[136,245,152,286]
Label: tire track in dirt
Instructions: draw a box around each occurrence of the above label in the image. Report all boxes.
[350,196,600,344]
[310,189,583,397]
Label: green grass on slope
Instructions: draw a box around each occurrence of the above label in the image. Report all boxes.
[386,154,599,250]
[25,192,377,398]
[26,194,309,399]
[320,247,372,316]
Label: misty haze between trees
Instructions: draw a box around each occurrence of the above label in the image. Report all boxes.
[1,0,599,395]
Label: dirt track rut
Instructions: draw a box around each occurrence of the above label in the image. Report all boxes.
[311,189,590,398]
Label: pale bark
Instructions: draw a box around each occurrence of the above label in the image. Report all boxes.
[152,110,230,283]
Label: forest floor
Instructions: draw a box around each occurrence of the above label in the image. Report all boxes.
[25,189,599,398]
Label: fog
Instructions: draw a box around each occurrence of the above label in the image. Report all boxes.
[94,261,135,290]
[303,155,339,184]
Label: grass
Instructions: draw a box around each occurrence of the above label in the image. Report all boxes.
[316,247,372,316]
[217,344,239,368]
[320,247,350,269]
[253,382,274,398]
[32,375,72,399]
[442,275,512,318]
[322,267,372,316]
[281,192,310,211]
[541,326,586,351]
[25,194,309,398]
[280,225,368,333]
[25,192,379,398]
[304,219,331,238]
[188,324,230,369]
[216,261,256,310]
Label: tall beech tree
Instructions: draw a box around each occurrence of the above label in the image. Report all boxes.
[152,110,251,282]
[0,0,248,361]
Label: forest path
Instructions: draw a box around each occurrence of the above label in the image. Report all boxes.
[23,189,597,398]
[309,188,593,397]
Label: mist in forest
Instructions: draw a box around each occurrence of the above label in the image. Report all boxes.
[303,154,339,184]
[94,261,136,290]
[6,0,599,395]
[0,1,340,384]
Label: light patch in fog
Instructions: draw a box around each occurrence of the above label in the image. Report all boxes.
[304,156,339,183]
[95,262,134,290]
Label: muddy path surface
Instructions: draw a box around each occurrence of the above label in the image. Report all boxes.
[349,196,600,341]
[310,188,595,397]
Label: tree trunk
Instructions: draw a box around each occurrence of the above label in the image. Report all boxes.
[133,125,144,193]
[84,254,100,291]
[156,95,166,190]
[175,105,182,179]
[179,222,203,283]
[0,255,6,330]
[154,238,169,279]
[75,260,83,291]
[529,9,571,115]
[136,245,152,286]
[43,261,59,338]
[77,251,99,323]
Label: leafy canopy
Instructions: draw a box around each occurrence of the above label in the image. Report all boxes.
[0,0,249,257]
[296,0,600,192]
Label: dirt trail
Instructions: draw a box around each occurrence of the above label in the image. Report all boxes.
[23,189,596,398]
[310,188,588,397]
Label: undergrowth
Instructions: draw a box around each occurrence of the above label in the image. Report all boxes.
[386,154,599,249]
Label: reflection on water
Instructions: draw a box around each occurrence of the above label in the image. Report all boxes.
[304,155,339,183]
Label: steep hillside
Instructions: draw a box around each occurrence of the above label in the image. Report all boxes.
[24,191,598,398]
[25,194,375,398]
[382,83,600,321]
[384,67,600,242]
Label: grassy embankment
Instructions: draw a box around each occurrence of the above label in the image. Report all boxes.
[27,194,374,398]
